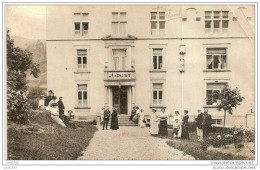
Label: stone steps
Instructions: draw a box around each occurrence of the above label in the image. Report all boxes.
[108,115,138,126]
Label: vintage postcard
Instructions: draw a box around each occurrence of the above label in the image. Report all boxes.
[1,0,258,169]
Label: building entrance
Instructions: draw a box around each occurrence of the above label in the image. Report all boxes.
[112,86,128,114]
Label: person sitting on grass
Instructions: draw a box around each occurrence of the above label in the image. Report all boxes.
[38,95,45,110]
[60,113,76,129]
[50,103,67,127]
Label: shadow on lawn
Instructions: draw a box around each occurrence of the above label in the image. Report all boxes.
[7,110,97,160]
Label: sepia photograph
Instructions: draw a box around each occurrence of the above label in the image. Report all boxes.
[1,0,258,168]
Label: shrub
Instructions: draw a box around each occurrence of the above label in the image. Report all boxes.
[187,121,197,132]
[7,30,40,124]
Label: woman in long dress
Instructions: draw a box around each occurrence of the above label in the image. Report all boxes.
[173,111,182,138]
[181,110,189,139]
[150,108,159,135]
[138,109,146,128]
[158,108,168,136]
[110,107,119,130]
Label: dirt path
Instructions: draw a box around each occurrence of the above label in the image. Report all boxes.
[78,126,194,160]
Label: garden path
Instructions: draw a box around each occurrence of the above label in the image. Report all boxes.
[78,126,195,160]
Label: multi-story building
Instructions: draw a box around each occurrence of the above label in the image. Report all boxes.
[46,5,254,127]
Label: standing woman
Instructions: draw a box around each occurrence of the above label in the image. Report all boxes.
[173,111,182,138]
[110,107,119,130]
[181,110,189,139]
[158,108,168,136]
[139,109,146,128]
[150,108,159,135]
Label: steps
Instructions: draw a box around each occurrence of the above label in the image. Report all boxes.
[108,115,138,126]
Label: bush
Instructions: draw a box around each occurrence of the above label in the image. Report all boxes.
[27,87,46,110]
[187,121,197,132]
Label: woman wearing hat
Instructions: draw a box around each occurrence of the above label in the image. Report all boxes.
[150,108,159,135]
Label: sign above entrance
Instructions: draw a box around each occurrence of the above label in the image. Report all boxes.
[105,71,135,81]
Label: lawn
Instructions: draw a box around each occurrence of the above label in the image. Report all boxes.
[7,110,97,160]
[165,132,255,160]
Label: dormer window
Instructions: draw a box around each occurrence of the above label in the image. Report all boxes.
[151,12,165,35]
[112,12,127,37]
[205,11,229,33]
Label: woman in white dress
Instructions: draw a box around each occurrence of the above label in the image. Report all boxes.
[47,96,57,111]
[50,103,66,127]
[138,109,145,128]
[173,111,183,138]
[150,108,159,135]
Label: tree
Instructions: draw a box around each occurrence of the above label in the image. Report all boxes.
[206,85,244,128]
[7,30,40,124]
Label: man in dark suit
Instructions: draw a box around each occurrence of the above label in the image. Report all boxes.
[195,109,204,142]
[203,109,212,137]
[103,106,110,130]
[57,97,65,118]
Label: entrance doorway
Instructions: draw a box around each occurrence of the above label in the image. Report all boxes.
[112,86,128,114]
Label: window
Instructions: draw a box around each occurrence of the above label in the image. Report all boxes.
[77,49,87,70]
[153,49,163,70]
[206,83,226,105]
[112,49,127,70]
[153,84,163,105]
[112,12,127,36]
[212,119,222,125]
[74,23,81,35]
[151,12,165,35]
[74,13,89,36]
[206,48,227,70]
[78,85,87,106]
[205,11,229,33]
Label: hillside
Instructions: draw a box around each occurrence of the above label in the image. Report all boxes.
[7,110,97,160]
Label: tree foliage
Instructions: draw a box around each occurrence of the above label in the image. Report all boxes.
[7,30,40,124]
[206,85,244,127]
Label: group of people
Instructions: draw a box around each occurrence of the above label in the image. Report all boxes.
[38,90,75,128]
[129,106,146,128]
[149,108,212,142]
[100,106,119,130]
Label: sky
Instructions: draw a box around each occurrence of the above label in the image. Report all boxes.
[6,5,46,40]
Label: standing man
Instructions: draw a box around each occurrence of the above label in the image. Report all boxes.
[195,109,204,142]
[103,106,110,130]
[57,97,65,118]
[203,109,212,137]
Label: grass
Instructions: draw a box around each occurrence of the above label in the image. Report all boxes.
[7,110,97,160]
[165,132,252,160]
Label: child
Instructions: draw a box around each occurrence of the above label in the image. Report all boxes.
[172,119,180,138]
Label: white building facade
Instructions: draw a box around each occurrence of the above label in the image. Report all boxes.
[46,5,255,127]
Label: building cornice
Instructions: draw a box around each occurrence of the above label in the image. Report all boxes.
[46,36,253,41]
